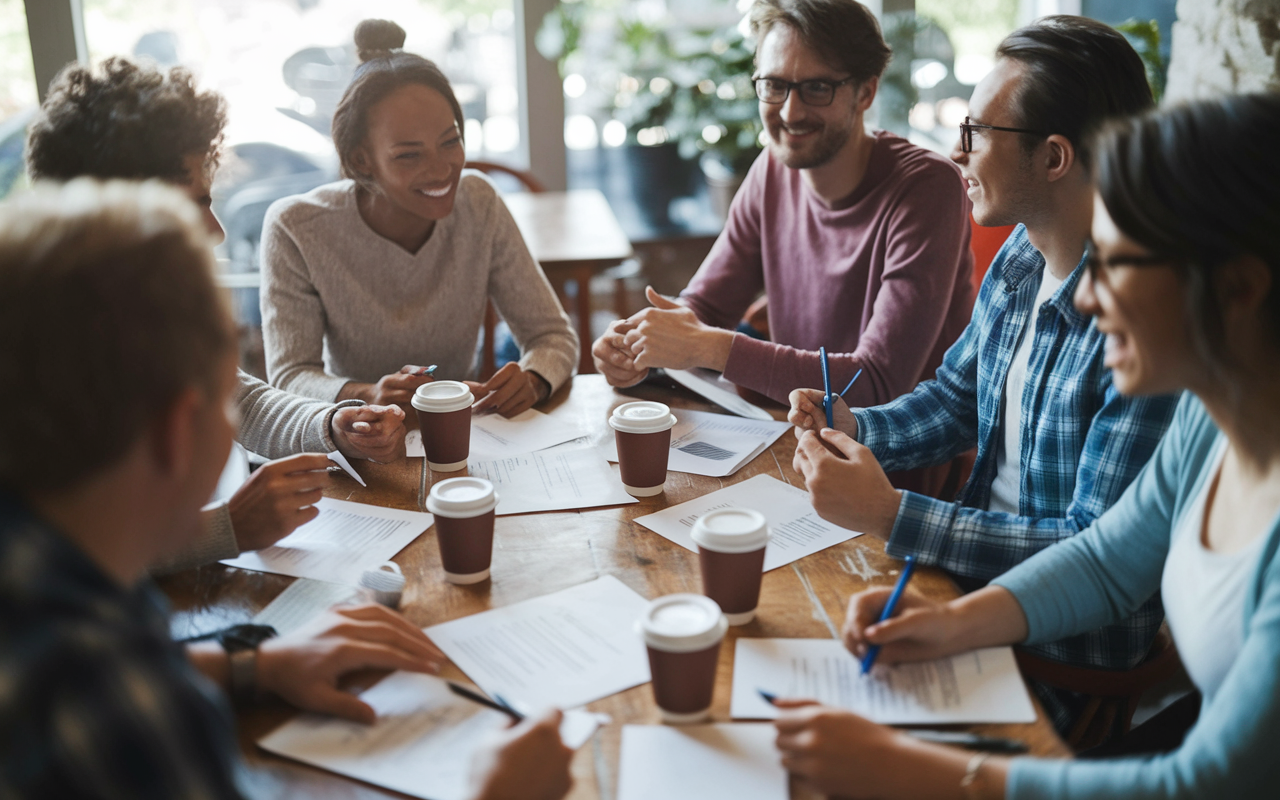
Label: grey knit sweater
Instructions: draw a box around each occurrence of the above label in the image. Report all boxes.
[259,173,579,400]
[152,370,357,574]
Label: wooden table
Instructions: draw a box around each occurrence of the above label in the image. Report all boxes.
[502,190,634,376]
[161,375,1067,799]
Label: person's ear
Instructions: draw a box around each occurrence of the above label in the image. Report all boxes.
[1043,134,1075,182]
[855,76,878,112]
[1215,254,1273,327]
[349,145,375,180]
[149,386,201,482]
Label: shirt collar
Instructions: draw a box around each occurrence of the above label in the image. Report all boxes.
[999,226,1090,329]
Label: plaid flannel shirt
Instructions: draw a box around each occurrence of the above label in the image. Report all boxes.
[852,226,1178,730]
[0,492,247,800]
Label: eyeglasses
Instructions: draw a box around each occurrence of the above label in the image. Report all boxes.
[1083,240,1176,284]
[959,115,1049,153]
[753,76,854,107]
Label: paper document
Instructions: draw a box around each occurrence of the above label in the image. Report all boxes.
[425,575,651,710]
[730,639,1036,724]
[617,724,787,800]
[601,409,791,478]
[326,450,367,487]
[468,447,637,515]
[259,672,604,800]
[405,408,584,458]
[221,498,432,586]
[253,578,365,636]
[634,474,861,571]
[665,367,774,421]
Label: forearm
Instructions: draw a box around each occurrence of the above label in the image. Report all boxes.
[236,371,356,457]
[337,381,376,403]
[886,735,1011,800]
[943,585,1030,653]
[186,641,231,692]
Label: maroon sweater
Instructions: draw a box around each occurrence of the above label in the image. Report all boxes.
[682,131,975,408]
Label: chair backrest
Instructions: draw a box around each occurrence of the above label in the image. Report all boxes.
[465,160,546,194]
[464,160,543,380]
[969,217,1016,293]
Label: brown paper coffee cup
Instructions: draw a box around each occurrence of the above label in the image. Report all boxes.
[691,508,771,625]
[637,594,727,723]
[412,381,474,471]
[427,476,498,584]
[609,401,677,496]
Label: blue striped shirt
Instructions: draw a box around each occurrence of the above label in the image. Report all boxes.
[852,226,1178,729]
[0,493,247,800]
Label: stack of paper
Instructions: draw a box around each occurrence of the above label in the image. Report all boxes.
[252,578,365,635]
[634,473,862,571]
[468,447,637,516]
[221,498,433,585]
[259,672,604,800]
[729,639,1037,724]
[664,368,775,421]
[425,575,652,709]
[617,724,787,800]
[406,407,585,459]
[601,408,791,478]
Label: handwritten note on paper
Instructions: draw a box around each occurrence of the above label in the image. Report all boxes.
[617,724,787,800]
[633,473,862,571]
[425,575,651,710]
[259,672,604,800]
[221,498,432,586]
[468,447,637,516]
[730,639,1037,725]
[601,408,791,478]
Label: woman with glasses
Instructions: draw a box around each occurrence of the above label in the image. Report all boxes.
[260,19,577,416]
[777,92,1280,800]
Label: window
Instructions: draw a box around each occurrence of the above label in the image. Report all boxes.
[0,0,38,199]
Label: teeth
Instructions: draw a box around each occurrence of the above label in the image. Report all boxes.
[418,186,450,197]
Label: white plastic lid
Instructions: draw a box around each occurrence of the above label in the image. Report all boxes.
[637,594,728,653]
[427,477,498,518]
[691,508,770,554]
[411,380,474,413]
[609,401,677,434]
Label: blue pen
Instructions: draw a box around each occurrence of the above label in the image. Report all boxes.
[417,364,438,377]
[758,688,779,706]
[838,368,863,399]
[819,346,833,428]
[860,555,916,675]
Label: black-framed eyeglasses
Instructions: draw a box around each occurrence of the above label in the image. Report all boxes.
[959,115,1049,153]
[1083,240,1177,283]
[753,76,854,107]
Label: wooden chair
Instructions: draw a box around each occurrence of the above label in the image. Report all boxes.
[1015,626,1183,751]
[465,161,545,380]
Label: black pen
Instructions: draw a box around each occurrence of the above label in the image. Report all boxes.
[904,729,1028,753]
[447,681,523,722]
[758,690,1025,753]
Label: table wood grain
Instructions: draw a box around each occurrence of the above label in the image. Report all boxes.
[160,375,1068,800]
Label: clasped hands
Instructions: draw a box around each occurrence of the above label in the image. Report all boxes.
[362,363,548,418]
[592,286,733,387]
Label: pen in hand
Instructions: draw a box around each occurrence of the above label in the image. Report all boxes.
[447,681,524,722]
[820,346,833,429]
[417,365,438,378]
[861,555,916,675]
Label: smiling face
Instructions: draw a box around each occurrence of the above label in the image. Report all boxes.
[1075,193,1197,396]
[755,24,863,171]
[353,83,466,222]
[950,58,1042,227]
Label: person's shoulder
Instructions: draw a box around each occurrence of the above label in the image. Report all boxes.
[264,179,359,232]
[875,130,963,185]
[453,170,503,213]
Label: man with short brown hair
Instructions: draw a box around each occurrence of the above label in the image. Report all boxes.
[593,0,974,497]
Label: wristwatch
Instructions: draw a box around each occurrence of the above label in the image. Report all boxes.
[216,623,278,703]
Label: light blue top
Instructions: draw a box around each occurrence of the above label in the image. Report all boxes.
[994,393,1280,798]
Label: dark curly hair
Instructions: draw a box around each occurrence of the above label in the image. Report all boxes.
[26,57,227,184]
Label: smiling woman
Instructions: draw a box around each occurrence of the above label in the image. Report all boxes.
[259,19,578,419]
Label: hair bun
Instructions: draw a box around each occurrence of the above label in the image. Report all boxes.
[354,19,407,62]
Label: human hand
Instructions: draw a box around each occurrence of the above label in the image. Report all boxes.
[332,404,407,463]
[788,388,857,439]
[792,428,901,539]
[591,318,648,388]
[841,588,959,665]
[622,286,732,373]
[468,708,574,800]
[227,453,332,551]
[364,365,437,405]
[256,604,446,723]
[466,362,548,417]
[773,699,901,797]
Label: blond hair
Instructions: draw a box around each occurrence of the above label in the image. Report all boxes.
[0,179,234,493]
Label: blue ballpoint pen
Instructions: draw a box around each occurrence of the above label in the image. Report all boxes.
[839,368,863,399]
[860,555,916,675]
[820,346,833,428]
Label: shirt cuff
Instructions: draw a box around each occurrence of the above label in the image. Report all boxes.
[151,503,241,574]
[518,349,574,395]
[721,334,780,401]
[883,490,957,566]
